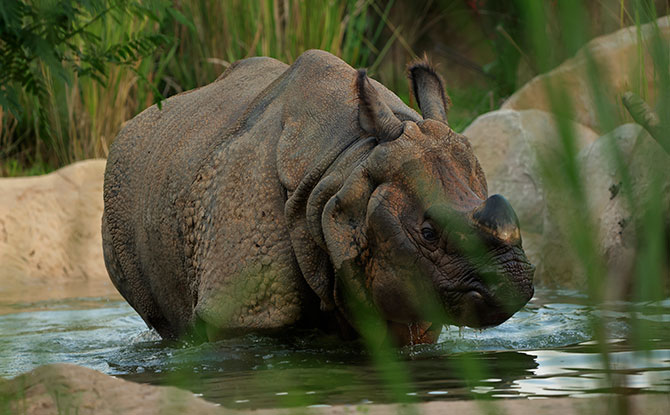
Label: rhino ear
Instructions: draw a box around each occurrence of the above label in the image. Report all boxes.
[407,57,450,124]
[356,69,404,143]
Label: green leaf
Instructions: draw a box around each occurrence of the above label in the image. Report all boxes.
[132,67,165,110]
[0,84,21,117]
[167,7,196,33]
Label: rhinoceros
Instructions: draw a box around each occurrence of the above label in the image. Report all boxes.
[102,50,534,346]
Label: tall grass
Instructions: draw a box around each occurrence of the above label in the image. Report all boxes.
[0,0,392,176]
[161,0,393,90]
[345,1,669,414]
[520,2,669,414]
[0,1,165,173]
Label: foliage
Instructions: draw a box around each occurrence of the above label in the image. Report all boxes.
[155,0,394,99]
[0,0,176,169]
[0,0,170,114]
[517,0,669,371]
[0,0,397,175]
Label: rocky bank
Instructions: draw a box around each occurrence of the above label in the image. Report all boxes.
[466,15,670,290]
[0,159,119,311]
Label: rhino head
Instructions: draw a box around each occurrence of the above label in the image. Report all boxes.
[314,64,534,345]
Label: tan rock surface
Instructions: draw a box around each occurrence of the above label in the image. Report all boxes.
[0,160,118,311]
[1,364,668,415]
[0,364,223,415]
[539,124,670,289]
[502,15,670,133]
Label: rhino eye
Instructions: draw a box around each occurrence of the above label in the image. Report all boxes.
[421,223,439,243]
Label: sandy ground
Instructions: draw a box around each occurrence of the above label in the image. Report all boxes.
[306,395,670,415]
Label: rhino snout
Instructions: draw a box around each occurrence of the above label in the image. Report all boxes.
[438,195,534,329]
[461,256,535,328]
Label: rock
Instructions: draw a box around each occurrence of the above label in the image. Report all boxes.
[538,124,670,291]
[502,15,670,133]
[0,160,117,307]
[0,364,223,415]
[463,109,599,267]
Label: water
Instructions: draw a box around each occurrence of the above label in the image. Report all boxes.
[1,290,669,409]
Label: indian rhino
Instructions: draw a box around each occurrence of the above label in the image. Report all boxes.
[102,50,534,346]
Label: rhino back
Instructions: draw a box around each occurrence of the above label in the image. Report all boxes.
[102,57,289,336]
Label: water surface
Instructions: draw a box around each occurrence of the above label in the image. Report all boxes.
[1,290,668,409]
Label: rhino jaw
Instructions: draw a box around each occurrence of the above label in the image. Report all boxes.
[387,320,442,346]
[440,243,536,329]
[452,283,534,329]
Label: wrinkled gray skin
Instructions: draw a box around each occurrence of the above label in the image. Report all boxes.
[102,50,534,345]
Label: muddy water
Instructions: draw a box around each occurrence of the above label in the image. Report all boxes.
[0,290,668,409]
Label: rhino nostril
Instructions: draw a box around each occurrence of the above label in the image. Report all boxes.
[466,290,483,302]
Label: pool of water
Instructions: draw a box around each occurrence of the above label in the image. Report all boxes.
[1,290,669,409]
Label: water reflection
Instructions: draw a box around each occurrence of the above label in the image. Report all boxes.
[0,290,669,408]
[513,348,670,397]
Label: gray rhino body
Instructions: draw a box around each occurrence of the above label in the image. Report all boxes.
[102,50,534,344]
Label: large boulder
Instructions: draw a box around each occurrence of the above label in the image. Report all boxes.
[0,160,117,306]
[463,109,599,266]
[502,16,670,133]
[0,364,223,415]
[538,124,670,291]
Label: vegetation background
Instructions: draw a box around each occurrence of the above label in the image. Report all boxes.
[1,0,666,176]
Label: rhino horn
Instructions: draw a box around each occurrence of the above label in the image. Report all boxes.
[356,69,404,143]
[471,194,521,246]
[407,57,450,124]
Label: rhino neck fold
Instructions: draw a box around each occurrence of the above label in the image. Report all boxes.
[284,134,370,221]
[282,135,376,315]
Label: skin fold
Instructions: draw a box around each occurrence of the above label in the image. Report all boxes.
[102,50,534,346]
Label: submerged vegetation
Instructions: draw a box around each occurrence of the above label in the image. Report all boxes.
[1,1,669,414]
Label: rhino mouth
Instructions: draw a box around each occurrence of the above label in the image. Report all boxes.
[452,289,520,328]
[387,320,442,346]
[447,257,535,329]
